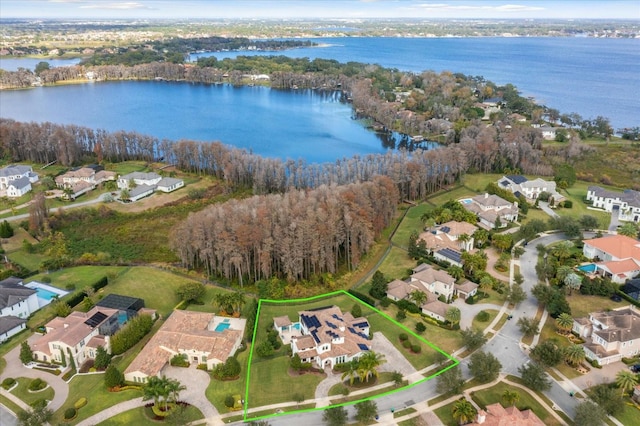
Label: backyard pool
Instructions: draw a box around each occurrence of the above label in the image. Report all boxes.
[577,263,597,273]
[25,281,69,308]
[214,322,231,332]
[459,198,472,205]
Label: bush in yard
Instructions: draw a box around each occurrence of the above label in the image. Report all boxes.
[104,364,124,389]
[396,309,406,321]
[415,322,426,334]
[1,378,15,390]
[20,341,33,364]
[64,407,77,420]
[170,353,189,367]
[411,344,421,353]
[110,314,154,355]
[399,333,408,342]
[402,340,412,349]
[93,346,111,370]
[224,395,235,408]
[74,397,87,409]
[476,311,490,322]
[28,378,46,391]
[0,220,14,238]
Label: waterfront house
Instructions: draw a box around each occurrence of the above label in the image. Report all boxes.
[573,306,640,365]
[497,175,565,204]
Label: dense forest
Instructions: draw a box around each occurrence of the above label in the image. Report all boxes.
[171,177,398,283]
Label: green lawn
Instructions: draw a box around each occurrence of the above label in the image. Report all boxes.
[461,173,505,193]
[52,374,143,425]
[470,381,563,426]
[434,400,462,426]
[566,293,623,318]
[391,203,433,249]
[6,251,49,271]
[11,377,55,407]
[205,348,249,414]
[377,246,416,281]
[472,309,499,332]
[426,186,477,207]
[98,404,204,426]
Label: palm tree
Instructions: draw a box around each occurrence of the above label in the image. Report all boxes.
[341,359,360,386]
[143,376,171,411]
[165,378,186,404]
[564,273,582,295]
[357,351,386,383]
[409,290,427,307]
[502,389,520,407]
[457,233,471,250]
[473,229,489,248]
[448,265,465,281]
[555,313,573,335]
[451,398,476,425]
[615,370,638,396]
[479,275,494,292]
[551,241,573,262]
[618,222,639,238]
[445,307,461,329]
[231,291,246,315]
[564,344,585,367]
[555,265,573,282]
[214,293,233,315]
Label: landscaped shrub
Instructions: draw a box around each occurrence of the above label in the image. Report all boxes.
[224,395,235,408]
[28,378,46,391]
[74,398,87,409]
[40,276,52,283]
[379,297,391,307]
[64,407,77,420]
[415,322,426,334]
[170,354,189,367]
[399,333,408,342]
[402,340,412,349]
[1,378,15,390]
[476,311,490,322]
[348,289,375,307]
[396,310,406,321]
[411,344,421,353]
[110,314,154,355]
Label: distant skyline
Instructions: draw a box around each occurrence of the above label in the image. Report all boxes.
[1,1,639,20]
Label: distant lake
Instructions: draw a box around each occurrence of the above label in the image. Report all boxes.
[0,81,431,163]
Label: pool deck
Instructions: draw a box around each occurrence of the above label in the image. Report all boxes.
[210,316,246,333]
[24,281,69,308]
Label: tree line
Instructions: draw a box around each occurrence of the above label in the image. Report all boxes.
[170,176,398,283]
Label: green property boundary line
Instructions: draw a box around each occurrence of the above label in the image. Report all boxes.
[243,289,459,422]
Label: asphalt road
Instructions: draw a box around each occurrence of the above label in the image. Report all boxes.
[0,405,18,426]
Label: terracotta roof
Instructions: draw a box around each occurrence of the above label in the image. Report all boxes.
[386,279,411,300]
[585,235,640,261]
[273,315,292,328]
[293,335,316,351]
[469,402,545,426]
[455,280,479,294]
[600,258,640,274]
[422,299,449,318]
[412,265,455,286]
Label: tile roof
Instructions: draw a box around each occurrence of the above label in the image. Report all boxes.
[422,299,449,318]
[411,265,456,286]
[588,186,640,207]
[585,235,640,260]
[600,258,640,275]
[273,315,292,328]
[470,402,545,426]
[455,280,479,294]
[591,308,640,344]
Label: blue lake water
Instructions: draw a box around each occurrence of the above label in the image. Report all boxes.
[1,37,638,163]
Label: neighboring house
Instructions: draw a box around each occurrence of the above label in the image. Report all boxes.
[156,177,184,193]
[117,172,184,202]
[0,316,27,343]
[538,126,558,140]
[586,186,640,223]
[418,221,478,267]
[621,278,640,301]
[582,235,640,283]
[0,277,39,320]
[386,263,473,312]
[470,402,544,426]
[0,165,39,192]
[497,175,565,203]
[462,193,519,229]
[55,167,116,199]
[573,306,640,365]
[6,177,32,198]
[281,305,370,370]
[124,310,245,383]
[31,306,120,367]
[117,172,162,189]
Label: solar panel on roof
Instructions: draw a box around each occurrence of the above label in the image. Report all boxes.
[348,327,356,334]
[84,311,107,328]
[357,343,369,351]
[311,330,320,343]
[326,321,337,329]
[440,226,451,233]
[438,248,462,263]
[352,321,368,328]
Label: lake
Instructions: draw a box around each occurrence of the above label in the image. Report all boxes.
[1,37,638,162]
[0,81,430,163]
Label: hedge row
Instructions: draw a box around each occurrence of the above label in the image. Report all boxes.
[66,276,109,308]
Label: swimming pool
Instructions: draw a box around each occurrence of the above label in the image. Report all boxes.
[214,322,231,332]
[292,323,301,330]
[460,198,472,205]
[25,281,69,308]
[35,287,59,300]
[577,263,597,273]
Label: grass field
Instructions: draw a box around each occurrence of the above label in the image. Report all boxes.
[470,381,563,426]
[11,377,55,407]
[472,309,499,332]
[206,348,249,413]
[98,404,204,426]
[377,246,416,281]
[391,203,433,249]
[434,399,463,426]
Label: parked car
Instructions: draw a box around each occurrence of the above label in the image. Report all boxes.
[630,364,640,373]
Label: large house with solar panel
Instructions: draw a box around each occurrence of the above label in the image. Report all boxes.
[275,305,370,369]
[418,221,478,267]
[31,306,121,368]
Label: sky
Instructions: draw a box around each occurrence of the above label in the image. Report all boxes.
[1,0,639,20]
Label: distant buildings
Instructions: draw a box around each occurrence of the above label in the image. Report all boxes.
[497,175,565,204]
[418,221,478,267]
[587,186,640,223]
[118,172,184,202]
[0,277,38,343]
[55,165,116,200]
[573,306,640,365]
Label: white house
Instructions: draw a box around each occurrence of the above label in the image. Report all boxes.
[573,306,640,365]
[156,177,185,193]
[0,277,39,320]
[462,193,519,229]
[386,263,470,307]
[55,167,116,200]
[6,177,32,198]
[587,186,640,223]
[497,175,565,204]
[0,316,27,343]
[582,235,640,283]
[0,165,38,192]
[283,305,370,370]
[117,172,162,189]
[125,184,155,202]
[124,310,244,383]
[31,306,120,367]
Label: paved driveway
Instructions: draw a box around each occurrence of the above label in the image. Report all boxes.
[163,366,219,422]
[453,300,503,330]
[371,332,417,378]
